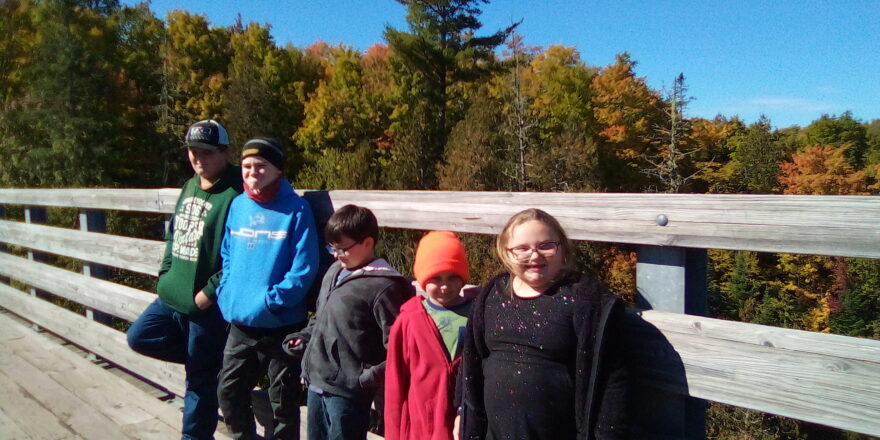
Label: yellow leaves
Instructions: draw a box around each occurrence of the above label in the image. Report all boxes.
[805,297,833,333]
[866,163,880,192]
[590,53,662,163]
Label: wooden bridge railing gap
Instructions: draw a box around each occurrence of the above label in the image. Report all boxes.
[0,188,878,439]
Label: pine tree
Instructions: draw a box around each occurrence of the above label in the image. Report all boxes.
[384,0,515,188]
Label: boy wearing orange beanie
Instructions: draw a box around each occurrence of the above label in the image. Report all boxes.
[385,231,475,440]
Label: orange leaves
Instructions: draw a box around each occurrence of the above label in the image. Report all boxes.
[778,144,869,195]
[600,247,637,304]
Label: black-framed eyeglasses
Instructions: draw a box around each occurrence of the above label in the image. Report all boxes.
[325,240,361,256]
[507,241,560,260]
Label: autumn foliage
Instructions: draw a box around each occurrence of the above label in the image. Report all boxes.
[1,2,878,438]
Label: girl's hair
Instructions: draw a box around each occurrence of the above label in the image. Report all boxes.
[495,208,574,276]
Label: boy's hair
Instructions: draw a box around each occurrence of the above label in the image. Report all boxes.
[495,208,574,276]
[325,204,379,245]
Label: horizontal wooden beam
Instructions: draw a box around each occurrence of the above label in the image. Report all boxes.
[0,220,163,276]
[0,253,154,322]
[311,190,880,258]
[0,188,179,213]
[630,310,880,436]
[0,283,185,396]
[2,189,878,258]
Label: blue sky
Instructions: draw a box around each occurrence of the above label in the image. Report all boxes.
[128,0,879,129]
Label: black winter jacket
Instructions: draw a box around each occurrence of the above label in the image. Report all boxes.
[288,258,412,400]
[460,272,629,440]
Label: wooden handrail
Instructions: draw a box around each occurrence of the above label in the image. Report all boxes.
[1,188,878,258]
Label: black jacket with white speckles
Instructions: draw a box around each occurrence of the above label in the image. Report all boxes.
[459,271,629,440]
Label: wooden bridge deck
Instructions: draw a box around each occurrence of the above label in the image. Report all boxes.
[0,309,384,440]
[0,310,234,440]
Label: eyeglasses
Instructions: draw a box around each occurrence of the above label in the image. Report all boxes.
[325,240,361,256]
[507,241,560,260]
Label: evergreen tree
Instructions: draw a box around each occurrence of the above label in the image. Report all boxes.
[439,85,510,191]
[864,119,880,166]
[802,112,868,167]
[384,0,515,188]
[831,258,880,339]
[642,73,698,192]
[110,3,167,187]
[0,0,123,187]
[728,116,787,194]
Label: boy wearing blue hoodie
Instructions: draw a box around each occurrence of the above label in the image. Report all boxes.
[216,138,320,440]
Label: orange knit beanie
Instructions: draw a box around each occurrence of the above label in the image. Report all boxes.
[413,231,469,289]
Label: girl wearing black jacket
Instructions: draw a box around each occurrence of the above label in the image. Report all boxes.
[459,208,629,440]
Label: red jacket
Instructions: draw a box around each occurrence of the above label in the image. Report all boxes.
[385,294,469,440]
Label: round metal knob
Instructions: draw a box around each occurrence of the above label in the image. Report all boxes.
[656,214,668,227]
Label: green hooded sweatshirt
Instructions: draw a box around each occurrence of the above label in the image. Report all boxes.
[157,165,242,315]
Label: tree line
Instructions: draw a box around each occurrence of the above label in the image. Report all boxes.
[2,1,879,438]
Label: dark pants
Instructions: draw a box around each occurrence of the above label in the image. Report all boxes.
[306,389,371,440]
[218,323,306,440]
[127,298,227,440]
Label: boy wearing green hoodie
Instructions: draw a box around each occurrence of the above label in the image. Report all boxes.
[127,120,243,440]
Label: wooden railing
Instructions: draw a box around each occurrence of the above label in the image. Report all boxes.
[0,188,878,438]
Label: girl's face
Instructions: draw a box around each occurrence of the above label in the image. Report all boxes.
[505,220,564,291]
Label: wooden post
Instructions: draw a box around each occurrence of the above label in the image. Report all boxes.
[633,245,707,439]
[25,206,49,330]
[0,206,7,286]
[79,209,113,329]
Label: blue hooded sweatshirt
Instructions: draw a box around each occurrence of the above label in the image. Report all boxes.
[216,179,319,328]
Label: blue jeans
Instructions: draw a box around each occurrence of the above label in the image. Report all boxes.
[306,389,371,440]
[127,298,228,440]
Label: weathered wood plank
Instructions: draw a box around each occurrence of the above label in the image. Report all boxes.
[0,406,31,440]
[0,283,185,397]
[305,190,880,258]
[638,310,880,363]
[0,220,163,275]
[2,189,878,257]
[0,368,83,439]
[0,314,203,440]
[0,188,179,213]
[632,310,880,436]
[0,253,154,322]
[0,342,133,439]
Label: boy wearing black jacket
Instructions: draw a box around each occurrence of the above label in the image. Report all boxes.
[285,205,411,440]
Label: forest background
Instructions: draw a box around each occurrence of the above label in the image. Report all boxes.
[1,1,878,439]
